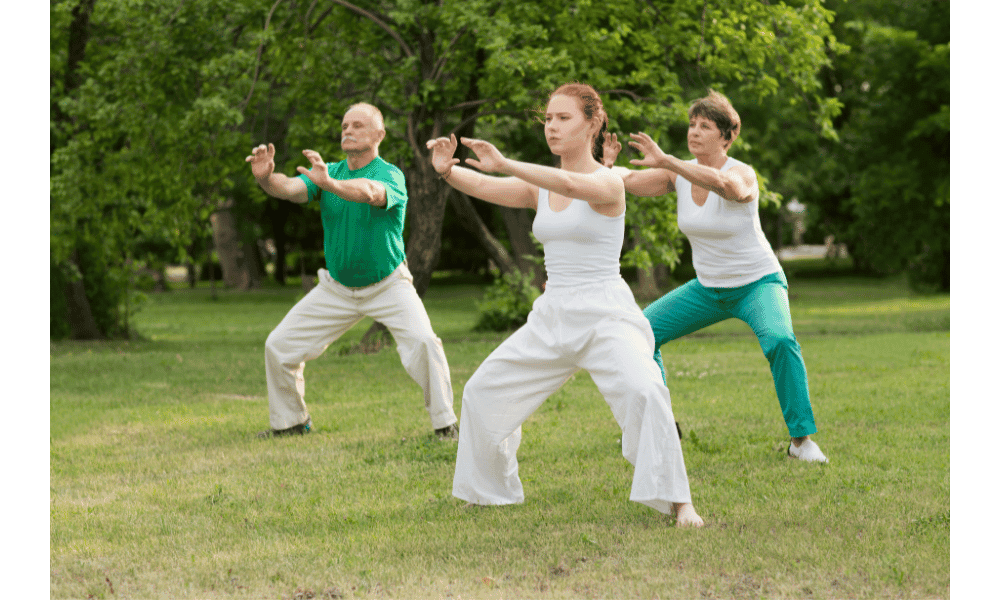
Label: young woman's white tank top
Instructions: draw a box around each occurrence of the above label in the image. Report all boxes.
[532,187,625,288]
[675,157,782,288]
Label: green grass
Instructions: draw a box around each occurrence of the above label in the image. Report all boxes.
[50,262,950,599]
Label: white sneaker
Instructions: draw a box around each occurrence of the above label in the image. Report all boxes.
[788,439,828,463]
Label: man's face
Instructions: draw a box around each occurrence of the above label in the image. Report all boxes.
[340,109,384,154]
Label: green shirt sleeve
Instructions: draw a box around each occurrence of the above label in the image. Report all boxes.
[296,169,324,204]
[380,163,407,212]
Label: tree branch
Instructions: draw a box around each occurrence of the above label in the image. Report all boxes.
[429,1,502,82]
[446,98,494,111]
[601,89,658,103]
[325,0,414,58]
[430,25,469,81]
[449,109,524,137]
[239,0,284,111]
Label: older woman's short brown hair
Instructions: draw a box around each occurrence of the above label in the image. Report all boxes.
[688,90,741,147]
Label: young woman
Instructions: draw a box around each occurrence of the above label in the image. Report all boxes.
[607,90,827,463]
[426,83,703,526]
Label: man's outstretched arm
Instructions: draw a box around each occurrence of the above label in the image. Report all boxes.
[246,143,309,204]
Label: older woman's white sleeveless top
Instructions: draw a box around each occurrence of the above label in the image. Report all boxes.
[532,186,624,288]
[676,157,782,288]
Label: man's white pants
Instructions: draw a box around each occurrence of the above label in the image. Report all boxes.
[264,263,456,430]
[452,278,692,515]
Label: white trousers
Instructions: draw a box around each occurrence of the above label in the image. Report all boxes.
[452,277,691,514]
[264,263,456,430]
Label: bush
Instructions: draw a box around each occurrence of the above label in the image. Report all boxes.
[474,268,541,332]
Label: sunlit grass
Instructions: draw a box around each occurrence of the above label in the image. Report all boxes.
[51,265,949,599]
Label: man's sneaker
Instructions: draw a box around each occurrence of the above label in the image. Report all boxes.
[788,439,828,463]
[435,424,459,440]
[257,418,312,439]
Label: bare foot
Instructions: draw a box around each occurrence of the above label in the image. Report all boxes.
[673,503,704,527]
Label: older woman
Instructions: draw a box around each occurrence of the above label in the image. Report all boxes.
[426,83,703,525]
[608,90,827,463]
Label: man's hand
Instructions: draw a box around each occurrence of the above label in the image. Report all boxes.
[461,137,508,174]
[425,133,461,176]
[296,149,331,187]
[603,132,622,167]
[246,143,276,180]
[628,132,670,168]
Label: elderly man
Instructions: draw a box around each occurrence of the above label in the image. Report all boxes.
[245,102,458,439]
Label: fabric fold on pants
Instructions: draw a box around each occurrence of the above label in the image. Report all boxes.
[452,277,691,514]
[264,264,456,430]
[645,271,817,438]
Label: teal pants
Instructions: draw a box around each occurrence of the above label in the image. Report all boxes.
[644,271,817,438]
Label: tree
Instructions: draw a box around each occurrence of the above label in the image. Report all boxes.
[51,0,283,338]
[801,0,949,290]
[51,0,847,340]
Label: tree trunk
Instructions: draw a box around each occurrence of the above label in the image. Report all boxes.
[299,253,315,292]
[499,205,545,288]
[271,198,289,285]
[655,263,671,290]
[353,321,392,354]
[55,0,102,340]
[63,250,103,340]
[636,265,660,301]
[211,199,261,290]
[448,191,517,275]
[403,163,451,297]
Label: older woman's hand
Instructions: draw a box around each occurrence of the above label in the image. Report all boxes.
[628,132,670,169]
[603,133,622,167]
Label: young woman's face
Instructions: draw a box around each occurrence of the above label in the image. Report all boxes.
[544,95,596,156]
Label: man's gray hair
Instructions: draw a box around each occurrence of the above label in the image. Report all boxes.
[346,102,385,132]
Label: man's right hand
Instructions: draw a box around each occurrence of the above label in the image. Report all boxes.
[246,143,276,181]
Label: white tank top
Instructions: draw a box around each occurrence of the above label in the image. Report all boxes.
[532,187,624,288]
[676,157,782,288]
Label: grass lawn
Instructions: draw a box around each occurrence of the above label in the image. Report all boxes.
[50,262,950,599]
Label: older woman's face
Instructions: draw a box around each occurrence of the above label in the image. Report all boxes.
[687,115,728,156]
[544,95,595,156]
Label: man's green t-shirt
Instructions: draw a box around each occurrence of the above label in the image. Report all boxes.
[297,157,407,287]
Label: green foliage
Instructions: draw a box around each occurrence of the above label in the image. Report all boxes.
[50,0,271,337]
[51,0,930,339]
[800,0,950,291]
[473,268,541,332]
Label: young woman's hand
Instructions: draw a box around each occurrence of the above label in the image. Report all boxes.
[425,134,461,177]
[461,137,509,174]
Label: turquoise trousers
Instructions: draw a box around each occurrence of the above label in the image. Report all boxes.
[643,271,817,438]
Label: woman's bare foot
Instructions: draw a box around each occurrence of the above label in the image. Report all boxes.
[673,503,704,527]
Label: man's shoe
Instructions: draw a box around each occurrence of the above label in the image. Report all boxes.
[788,439,828,463]
[435,424,459,440]
[257,418,312,439]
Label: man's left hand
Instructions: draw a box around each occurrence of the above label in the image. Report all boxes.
[296,150,331,186]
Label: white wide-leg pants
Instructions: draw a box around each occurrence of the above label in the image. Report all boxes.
[452,278,691,514]
[264,263,456,430]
